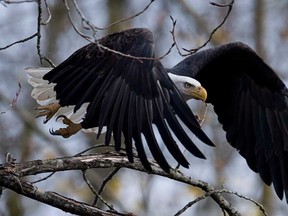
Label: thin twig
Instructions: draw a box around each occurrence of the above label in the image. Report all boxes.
[171,0,235,56]
[82,170,116,211]
[174,103,209,169]
[0,33,37,51]
[31,172,55,184]
[174,188,267,216]
[63,0,92,40]
[71,0,155,35]
[95,0,155,30]
[0,0,36,4]
[93,167,121,206]
[36,0,55,66]
[63,0,146,62]
[183,0,235,55]
[74,144,109,156]
[222,189,268,216]
[0,82,22,115]
[71,0,97,39]
[183,0,235,54]
[63,0,173,62]
[36,0,42,63]
[41,0,51,25]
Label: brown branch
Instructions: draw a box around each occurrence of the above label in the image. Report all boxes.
[0,0,36,4]
[62,0,92,41]
[36,0,55,66]
[172,0,235,56]
[0,82,21,114]
[175,188,268,216]
[0,33,37,51]
[41,0,51,25]
[74,0,234,62]
[82,170,116,211]
[70,0,154,35]
[93,167,121,206]
[93,0,155,31]
[62,0,173,62]
[0,152,242,215]
[0,170,124,216]
[0,0,54,66]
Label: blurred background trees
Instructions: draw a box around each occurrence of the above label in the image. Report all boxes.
[0,0,288,215]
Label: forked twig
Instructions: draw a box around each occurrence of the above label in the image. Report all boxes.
[174,188,267,216]
[171,0,235,56]
[93,168,121,206]
[82,170,116,211]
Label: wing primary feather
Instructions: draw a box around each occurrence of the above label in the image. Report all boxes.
[113,84,130,152]
[135,95,144,132]
[250,98,271,185]
[133,95,151,171]
[155,81,206,159]
[133,130,152,171]
[269,157,284,200]
[242,91,257,171]
[74,61,119,111]
[155,62,213,147]
[170,88,214,147]
[154,96,189,168]
[57,68,91,98]
[142,99,171,172]
[98,78,122,138]
[164,105,206,159]
[257,100,285,200]
[123,91,136,162]
[105,80,126,145]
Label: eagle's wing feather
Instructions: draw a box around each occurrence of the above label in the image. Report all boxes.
[29,28,213,172]
[171,42,288,200]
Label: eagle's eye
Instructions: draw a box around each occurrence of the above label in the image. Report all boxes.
[184,82,192,88]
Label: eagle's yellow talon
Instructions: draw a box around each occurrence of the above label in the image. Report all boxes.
[50,115,82,138]
[35,103,61,123]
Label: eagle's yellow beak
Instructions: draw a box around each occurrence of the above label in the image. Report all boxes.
[188,86,207,101]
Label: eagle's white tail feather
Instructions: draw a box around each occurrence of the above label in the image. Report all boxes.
[37,97,58,106]
[69,103,88,123]
[28,77,49,87]
[25,67,103,135]
[26,67,52,76]
[32,85,57,101]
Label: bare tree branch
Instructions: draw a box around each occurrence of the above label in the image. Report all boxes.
[71,0,155,37]
[0,33,37,51]
[174,188,268,216]
[0,170,125,216]
[93,0,155,31]
[93,167,121,206]
[0,0,36,5]
[172,0,235,56]
[0,82,21,114]
[82,170,116,211]
[0,153,247,215]
[36,0,55,66]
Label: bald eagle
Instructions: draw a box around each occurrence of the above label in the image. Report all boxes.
[26,28,288,202]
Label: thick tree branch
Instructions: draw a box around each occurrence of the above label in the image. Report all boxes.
[0,170,124,216]
[0,152,241,215]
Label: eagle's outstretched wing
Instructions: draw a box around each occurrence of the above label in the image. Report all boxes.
[171,42,288,201]
[27,28,213,172]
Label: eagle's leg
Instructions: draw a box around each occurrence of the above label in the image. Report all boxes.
[35,103,61,123]
[50,115,82,138]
